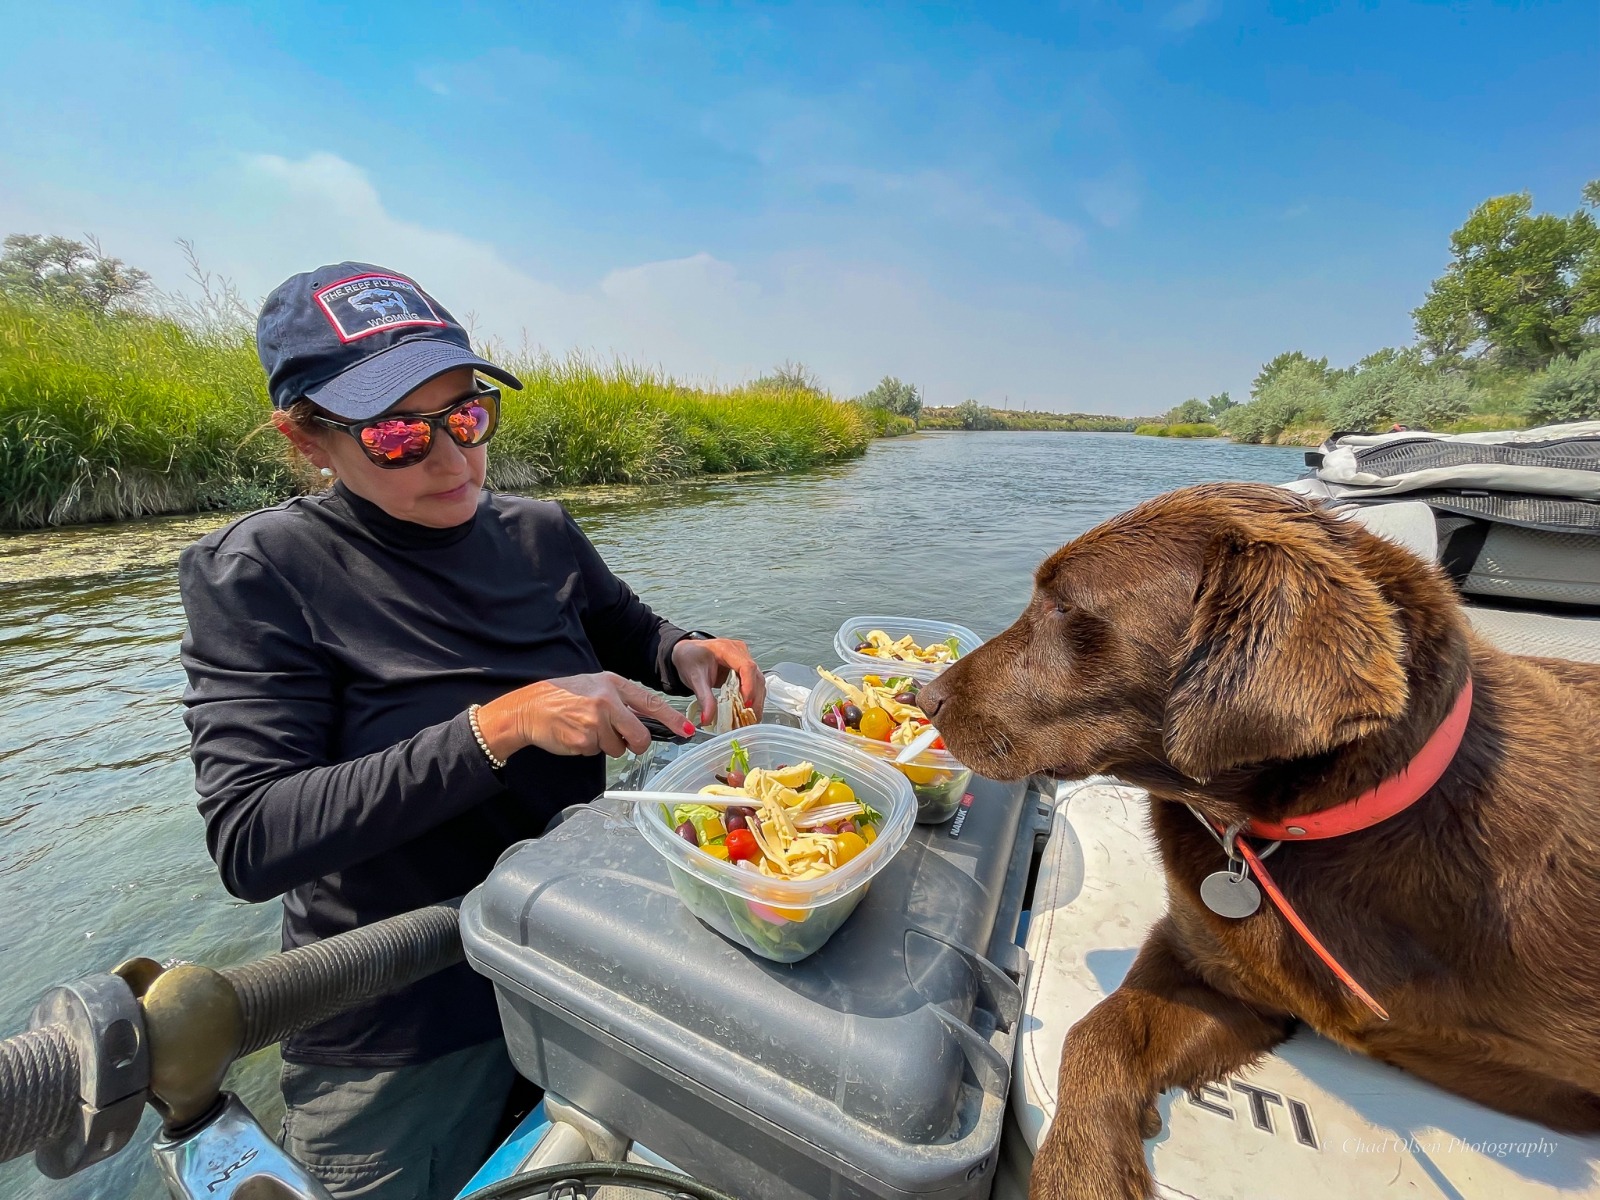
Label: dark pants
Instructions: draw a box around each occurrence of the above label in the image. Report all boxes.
[280,1039,518,1200]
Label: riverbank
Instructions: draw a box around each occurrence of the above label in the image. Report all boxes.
[1133,422,1221,438]
[0,298,902,530]
[919,403,1141,432]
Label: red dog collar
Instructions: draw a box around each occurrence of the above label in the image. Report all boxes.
[1247,675,1474,842]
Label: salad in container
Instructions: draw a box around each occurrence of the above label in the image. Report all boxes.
[635,726,915,962]
[833,615,983,677]
[803,665,975,824]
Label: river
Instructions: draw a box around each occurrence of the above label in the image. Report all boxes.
[0,431,1302,1200]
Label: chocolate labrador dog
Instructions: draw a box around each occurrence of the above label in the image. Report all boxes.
[917,483,1600,1200]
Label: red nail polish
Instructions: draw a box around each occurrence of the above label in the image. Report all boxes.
[682,721,696,735]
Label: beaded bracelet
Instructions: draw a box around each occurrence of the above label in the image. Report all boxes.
[467,704,507,770]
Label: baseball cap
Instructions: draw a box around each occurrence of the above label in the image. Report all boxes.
[256,262,523,419]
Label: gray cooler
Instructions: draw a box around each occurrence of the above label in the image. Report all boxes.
[460,775,1045,1200]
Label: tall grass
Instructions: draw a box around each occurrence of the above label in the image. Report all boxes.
[0,299,882,529]
[1133,422,1221,438]
[487,352,876,490]
[0,298,295,529]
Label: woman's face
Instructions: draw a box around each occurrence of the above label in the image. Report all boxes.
[285,367,489,528]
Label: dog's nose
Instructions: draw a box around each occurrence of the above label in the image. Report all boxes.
[917,678,946,720]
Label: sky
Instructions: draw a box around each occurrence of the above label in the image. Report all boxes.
[0,1,1595,414]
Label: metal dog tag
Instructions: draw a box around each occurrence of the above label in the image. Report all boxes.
[1200,869,1262,918]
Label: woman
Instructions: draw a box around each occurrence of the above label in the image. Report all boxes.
[179,262,763,1200]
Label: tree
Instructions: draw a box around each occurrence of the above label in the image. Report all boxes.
[1251,351,1330,400]
[1205,391,1236,418]
[753,360,822,393]
[1165,397,1211,424]
[1524,348,1600,424]
[858,376,922,419]
[1413,183,1600,370]
[0,234,152,313]
[955,399,1002,430]
[1225,357,1333,443]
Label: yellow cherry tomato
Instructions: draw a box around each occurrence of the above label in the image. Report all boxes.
[835,831,868,864]
[900,763,939,786]
[773,906,809,922]
[857,706,894,741]
[823,779,856,807]
[862,825,878,844]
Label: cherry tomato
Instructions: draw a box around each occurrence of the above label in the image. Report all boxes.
[930,736,946,751]
[857,706,894,741]
[823,779,856,807]
[726,828,759,863]
[834,831,868,864]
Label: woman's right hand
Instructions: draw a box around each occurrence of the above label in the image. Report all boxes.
[475,672,694,761]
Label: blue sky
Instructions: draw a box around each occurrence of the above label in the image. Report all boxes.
[1,1,1595,413]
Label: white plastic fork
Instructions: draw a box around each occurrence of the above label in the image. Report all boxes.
[601,789,753,809]
[893,725,942,764]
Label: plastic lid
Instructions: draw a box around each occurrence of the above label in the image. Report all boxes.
[635,726,916,909]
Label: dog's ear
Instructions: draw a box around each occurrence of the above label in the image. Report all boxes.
[1162,520,1409,782]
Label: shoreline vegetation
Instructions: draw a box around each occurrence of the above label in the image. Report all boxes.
[0,236,1132,532]
[0,285,920,530]
[918,402,1141,432]
[1137,181,1600,446]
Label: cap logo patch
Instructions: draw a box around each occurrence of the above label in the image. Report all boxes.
[313,273,446,343]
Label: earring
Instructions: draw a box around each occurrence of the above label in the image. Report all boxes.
[319,467,334,478]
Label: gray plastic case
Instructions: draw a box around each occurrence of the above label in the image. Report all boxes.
[461,775,1044,1200]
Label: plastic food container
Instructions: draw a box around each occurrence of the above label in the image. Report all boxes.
[803,665,976,824]
[634,726,915,962]
[833,615,983,677]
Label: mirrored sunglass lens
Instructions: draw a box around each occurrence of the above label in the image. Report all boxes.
[360,419,432,464]
[446,402,494,445]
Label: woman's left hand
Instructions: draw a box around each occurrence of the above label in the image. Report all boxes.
[671,636,765,726]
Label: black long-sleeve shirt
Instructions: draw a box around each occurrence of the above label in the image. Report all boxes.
[179,483,691,1066]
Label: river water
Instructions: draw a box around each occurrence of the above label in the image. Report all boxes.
[0,432,1301,1200]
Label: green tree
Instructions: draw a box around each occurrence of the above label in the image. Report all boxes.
[1328,358,1416,431]
[858,376,923,419]
[1413,183,1600,369]
[1205,391,1236,418]
[955,399,1002,430]
[754,360,822,393]
[1524,348,1600,424]
[0,234,152,313]
[1251,351,1330,400]
[1165,397,1211,424]
[1225,358,1332,442]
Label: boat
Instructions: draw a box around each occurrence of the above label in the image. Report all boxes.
[2,424,1598,1200]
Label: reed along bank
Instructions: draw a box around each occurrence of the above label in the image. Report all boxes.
[0,298,901,530]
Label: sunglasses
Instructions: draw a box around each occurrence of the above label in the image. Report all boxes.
[315,386,501,469]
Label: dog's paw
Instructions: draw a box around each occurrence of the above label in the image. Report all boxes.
[1028,1123,1154,1200]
